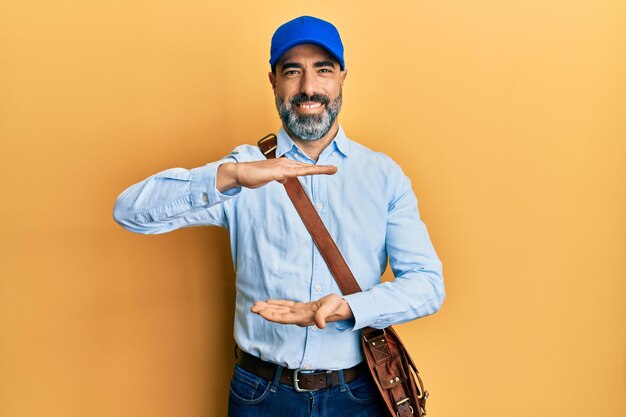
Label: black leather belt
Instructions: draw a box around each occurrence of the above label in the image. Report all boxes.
[235,347,368,392]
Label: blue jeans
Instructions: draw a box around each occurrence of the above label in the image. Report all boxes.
[228,364,387,417]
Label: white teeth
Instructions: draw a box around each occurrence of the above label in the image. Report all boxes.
[299,103,322,109]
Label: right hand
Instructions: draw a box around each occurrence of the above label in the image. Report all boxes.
[217,159,337,192]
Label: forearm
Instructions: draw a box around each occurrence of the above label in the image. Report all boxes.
[340,165,445,330]
[113,160,238,234]
[114,147,338,234]
[343,216,445,330]
[342,265,444,330]
[216,162,239,193]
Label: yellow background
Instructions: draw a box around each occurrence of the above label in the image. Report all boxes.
[1,0,624,416]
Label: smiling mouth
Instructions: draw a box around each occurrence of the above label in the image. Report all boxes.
[296,102,323,109]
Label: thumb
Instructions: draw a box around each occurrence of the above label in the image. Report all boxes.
[313,297,338,329]
[313,309,328,329]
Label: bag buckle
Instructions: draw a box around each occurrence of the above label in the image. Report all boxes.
[362,328,386,346]
[396,397,415,416]
[293,368,318,393]
[257,134,277,156]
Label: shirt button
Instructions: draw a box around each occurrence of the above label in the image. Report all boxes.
[314,284,322,292]
[315,202,324,210]
[202,193,209,203]
[311,325,318,331]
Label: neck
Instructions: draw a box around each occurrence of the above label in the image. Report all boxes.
[286,122,340,162]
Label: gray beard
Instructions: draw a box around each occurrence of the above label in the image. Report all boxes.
[276,91,342,142]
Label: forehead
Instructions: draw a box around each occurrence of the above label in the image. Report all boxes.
[278,44,337,66]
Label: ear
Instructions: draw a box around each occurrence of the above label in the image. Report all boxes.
[340,69,348,86]
[268,72,277,91]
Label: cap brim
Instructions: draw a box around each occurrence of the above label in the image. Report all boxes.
[271,39,344,70]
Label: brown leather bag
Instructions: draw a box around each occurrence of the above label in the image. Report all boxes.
[258,134,429,417]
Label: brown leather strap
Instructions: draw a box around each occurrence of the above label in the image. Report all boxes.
[257,134,362,296]
[258,134,424,415]
[236,347,367,390]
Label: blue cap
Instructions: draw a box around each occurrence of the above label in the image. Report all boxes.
[270,16,345,71]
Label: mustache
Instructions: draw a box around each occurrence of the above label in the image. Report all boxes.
[289,93,330,106]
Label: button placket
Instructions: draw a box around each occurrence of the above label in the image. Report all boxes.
[300,168,319,370]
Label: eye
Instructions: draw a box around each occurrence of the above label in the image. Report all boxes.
[319,68,332,73]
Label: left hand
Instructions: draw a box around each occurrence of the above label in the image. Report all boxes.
[251,294,353,329]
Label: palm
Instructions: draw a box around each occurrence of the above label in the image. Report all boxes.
[251,294,350,329]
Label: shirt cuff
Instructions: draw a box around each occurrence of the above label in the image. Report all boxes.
[190,159,241,206]
[333,318,356,332]
[341,292,380,331]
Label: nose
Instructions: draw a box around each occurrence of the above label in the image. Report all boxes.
[299,70,319,97]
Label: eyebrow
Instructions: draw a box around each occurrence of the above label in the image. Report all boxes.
[280,61,336,71]
[313,61,336,68]
[280,62,303,71]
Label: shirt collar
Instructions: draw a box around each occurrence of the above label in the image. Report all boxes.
[275,125,351,159]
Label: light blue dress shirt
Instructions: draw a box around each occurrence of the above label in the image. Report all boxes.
[113,126,445,370]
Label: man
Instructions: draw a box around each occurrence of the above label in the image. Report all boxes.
[114,15,444,417]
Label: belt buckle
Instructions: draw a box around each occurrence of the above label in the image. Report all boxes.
[293,368,317,393]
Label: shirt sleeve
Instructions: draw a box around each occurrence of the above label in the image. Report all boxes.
[113,150,243,234]
[341,168,445,330]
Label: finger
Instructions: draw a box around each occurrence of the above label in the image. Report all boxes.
[258,309,313,326]
[251,304,293,315]
[251,301,275,313]
[252,299,315,326]
[278,165,337,180]
[293,165,338,177]
[313,302,334,329]
[265,299,298,307]
[250,300,270,310]
[313,296,344,329]
[313,311,327,329]
[255,307,295,316]
[251,299,295,311]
